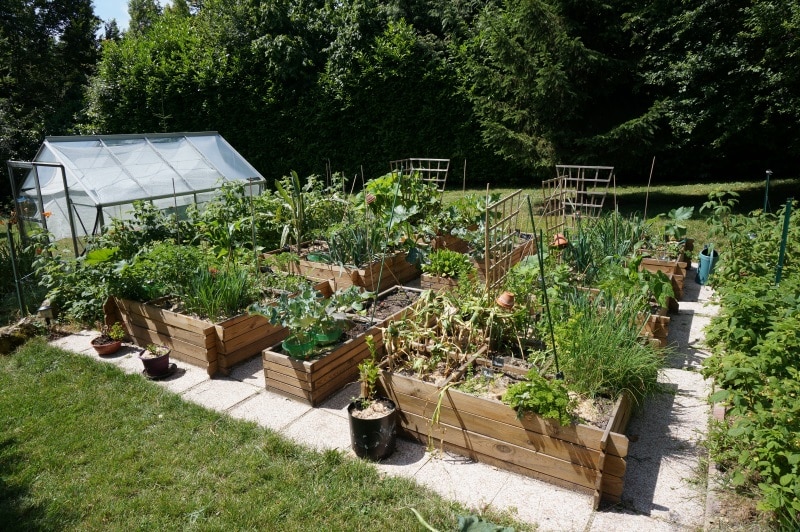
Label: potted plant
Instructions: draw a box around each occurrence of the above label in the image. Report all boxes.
[139,343,172,378]
[90,321,126,355]
[348,336,397,460]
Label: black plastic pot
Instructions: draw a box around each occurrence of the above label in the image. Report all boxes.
[139,350,170,377]
[347,398,397,461]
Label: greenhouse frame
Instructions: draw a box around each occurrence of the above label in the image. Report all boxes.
[6,132,265,256]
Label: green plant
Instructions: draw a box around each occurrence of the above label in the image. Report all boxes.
[143,343,170,358]
[275,171,307,252]
[700,190,740,238]
[549,291,664,407]
[659,206,694,241]
[357,171,441,227]
[503,370,574,426]
[107,322,125,341]
[422,249,474,279]
[323,219,386,267]
[250,285,364,344]
[180,265,256,322]
[357,335,381,403]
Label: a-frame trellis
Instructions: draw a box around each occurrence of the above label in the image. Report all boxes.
[389,158,449,200]
[541,165,614,236]
[481,188,535,292]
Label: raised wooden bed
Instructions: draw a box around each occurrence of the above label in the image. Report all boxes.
[377,365,632,508]
[294,251,420,292]
[262,287,419,405]
[109,280,333,376]
[639,257,688,311]
[420,273,460,292]
[639,309,671,347]
[113,297,288,376]
[430,233,469,254]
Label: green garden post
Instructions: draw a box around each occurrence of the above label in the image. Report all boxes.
[763,170,772,213]
[775,197,793,284]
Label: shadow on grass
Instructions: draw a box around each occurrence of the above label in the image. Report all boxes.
[614,179,799,216]
[0,436,75,531]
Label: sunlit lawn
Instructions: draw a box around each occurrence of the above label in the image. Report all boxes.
[0,339,529,531]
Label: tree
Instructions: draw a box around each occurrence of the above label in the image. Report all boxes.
[628,0,800,177]
[128,0,162,35]
[0,0,99,202]
[103,19,122,41]
[461,0,598,172]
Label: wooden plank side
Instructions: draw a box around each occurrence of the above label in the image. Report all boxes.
[128,322,216,364]
[215,313,273,342]
[264,339,373,392]
[219,337,281,372]
[380,372,629,458]
[399,419,600,492]
[217,322,286,354]
[387,388,627,478]
[415,429,596,497]
[265,378,315,404]
[124,311,216,348]
[116,298,211,335]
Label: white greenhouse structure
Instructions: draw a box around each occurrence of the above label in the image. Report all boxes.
[7,132,265,255]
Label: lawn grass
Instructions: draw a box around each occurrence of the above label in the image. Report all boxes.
[442,177,799,257]
[0,339,530,531]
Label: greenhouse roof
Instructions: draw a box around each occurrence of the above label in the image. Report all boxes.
[24,132,263,207]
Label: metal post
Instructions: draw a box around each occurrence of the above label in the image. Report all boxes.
[775,197,793,284]
[764,170,772,213]
[7,222,25,313]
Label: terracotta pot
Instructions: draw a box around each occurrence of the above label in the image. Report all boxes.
[91,338,122,356]
[496,291,515,310]
[551,233,568,249]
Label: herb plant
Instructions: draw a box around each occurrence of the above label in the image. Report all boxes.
[503,370,574,426]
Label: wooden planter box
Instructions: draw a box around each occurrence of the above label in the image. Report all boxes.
[113,297,289,376]
[377,367,632,508]
[431,233,469,254]
[295,251,420,292]
[420,273,460,292]
[639,257,688,310]
[262,286,419,405]
[639,309,671,347]
[108,281,333,376]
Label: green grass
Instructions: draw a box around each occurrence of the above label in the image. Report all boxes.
[0,339,530,531]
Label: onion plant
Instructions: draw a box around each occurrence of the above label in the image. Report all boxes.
[548,291,664,407]
[181,265,256,322]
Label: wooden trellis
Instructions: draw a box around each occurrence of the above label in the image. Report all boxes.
[389,158,449,199]
[481,188,535,291]
[541,165,614,236]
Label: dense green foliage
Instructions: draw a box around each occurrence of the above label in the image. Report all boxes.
[0,0,99,200]
[5,0,797,206]
[702,201,800,527]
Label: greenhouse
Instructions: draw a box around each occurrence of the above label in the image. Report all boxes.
[7,132,264,254]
